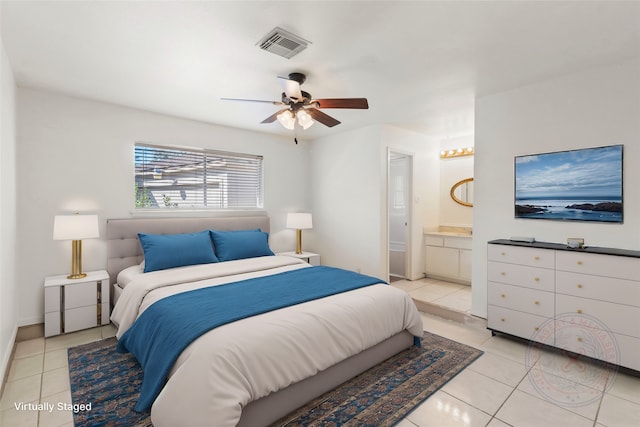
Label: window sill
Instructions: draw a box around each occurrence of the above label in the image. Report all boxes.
[130,209,267,218]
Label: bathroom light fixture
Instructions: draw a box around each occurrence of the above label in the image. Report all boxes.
[440,147,474,159]
[53,213,100,279]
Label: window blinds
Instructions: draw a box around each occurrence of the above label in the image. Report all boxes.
[134,143,264,209]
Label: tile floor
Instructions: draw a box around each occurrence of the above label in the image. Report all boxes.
[393,276,473,314]
[1,325,116,427]
[2,310,640,426]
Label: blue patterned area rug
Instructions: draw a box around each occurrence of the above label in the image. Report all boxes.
[68,331,482,427]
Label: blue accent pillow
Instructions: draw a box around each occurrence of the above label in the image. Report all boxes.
[138,230,218,273]
[209,229,274,262]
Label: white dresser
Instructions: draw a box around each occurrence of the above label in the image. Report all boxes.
[44,270,110,337]
[488,240,640,371]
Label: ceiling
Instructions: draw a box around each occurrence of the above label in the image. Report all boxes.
[2,1,639,141]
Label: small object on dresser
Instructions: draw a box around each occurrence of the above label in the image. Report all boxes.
[510,236,536,243]
[567,238,584,249]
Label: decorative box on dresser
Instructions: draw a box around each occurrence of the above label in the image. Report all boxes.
[488,240,640,372]
[44,270,110,337]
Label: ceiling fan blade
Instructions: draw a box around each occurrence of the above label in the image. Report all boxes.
[308,108,341,127]
[313,98,369,109]
[221,98,284,105]
[278,76,303,102]
[261,108,289,124]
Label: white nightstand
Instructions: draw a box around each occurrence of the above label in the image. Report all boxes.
[44,270,110,337]
[278,251,321,266]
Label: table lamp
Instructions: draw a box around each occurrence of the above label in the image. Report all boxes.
[53,213,99,279]
[286,213,312,254]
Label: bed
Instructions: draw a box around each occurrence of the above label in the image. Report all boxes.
[107,216,423,427]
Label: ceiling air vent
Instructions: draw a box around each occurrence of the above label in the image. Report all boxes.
[256,27,310,59]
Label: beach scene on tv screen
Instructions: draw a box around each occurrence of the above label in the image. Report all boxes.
[515,145,623,222]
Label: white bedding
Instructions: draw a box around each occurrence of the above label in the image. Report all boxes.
[115,263,143,288]
[111,255,423,427]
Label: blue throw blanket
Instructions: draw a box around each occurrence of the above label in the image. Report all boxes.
[117,266,391,412]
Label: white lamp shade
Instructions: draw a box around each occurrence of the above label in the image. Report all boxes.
[53,214,100,240]
[286,213,312,230]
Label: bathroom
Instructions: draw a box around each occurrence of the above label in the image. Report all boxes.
[391,136,475,315]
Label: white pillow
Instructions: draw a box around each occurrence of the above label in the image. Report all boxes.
[116,263,145,288]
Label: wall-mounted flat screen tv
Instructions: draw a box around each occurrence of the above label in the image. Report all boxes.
[515,145,623,223]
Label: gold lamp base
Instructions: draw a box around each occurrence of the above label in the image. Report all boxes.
[295,229,303,254]
[67,240,87,279]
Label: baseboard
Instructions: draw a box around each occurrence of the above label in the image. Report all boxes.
[0,325,18,399]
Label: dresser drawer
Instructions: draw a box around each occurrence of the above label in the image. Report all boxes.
[615,333,640,371]
[445,237,472,250]
[556,294,640,338]
[65,305,99,333]
[488,305,553,345]
[555,320,640,371]
[64,282,99,309]
[425,236,444,246]
[488,261,555,292]
[488,244,555,269]
[556,271,640,307]
[556,251,640,281]
[488,282,554,317]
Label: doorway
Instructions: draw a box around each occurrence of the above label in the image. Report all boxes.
[388,151,412,281]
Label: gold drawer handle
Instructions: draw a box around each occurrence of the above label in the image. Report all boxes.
[577,284,583,288]
[577,309,582,314]
[577,337,583,342]
[501,294,506,298]
[577,261,583,265]
[534,301,540,305]
[501,252,506,256]
[501,272,506,276]
[500,318,505,322]
[534,277,540,282]
[534,327,539,331]
[534,256,540,260]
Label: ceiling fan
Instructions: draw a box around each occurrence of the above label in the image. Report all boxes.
[221,72,369,129]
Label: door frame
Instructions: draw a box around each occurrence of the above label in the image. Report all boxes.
[386,148,413,281]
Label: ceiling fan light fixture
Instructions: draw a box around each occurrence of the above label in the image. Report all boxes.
[277,110,295,130]
[296,109,314,129]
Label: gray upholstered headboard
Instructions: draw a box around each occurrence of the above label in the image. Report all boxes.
[106,215,270,285]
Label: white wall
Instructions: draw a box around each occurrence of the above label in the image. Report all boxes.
[307,125,383,276]
[472,59,640,317]
[1,41,18,384]
[307,124,439,281]
[16,88,309,326]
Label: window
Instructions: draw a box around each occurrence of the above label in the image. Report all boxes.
[134,143,264,209]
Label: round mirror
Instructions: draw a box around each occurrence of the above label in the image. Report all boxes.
[450,178,474,207]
